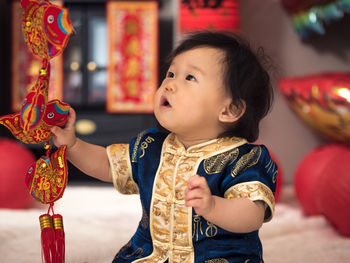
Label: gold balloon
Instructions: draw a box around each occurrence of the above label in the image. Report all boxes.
[279,73,350,145]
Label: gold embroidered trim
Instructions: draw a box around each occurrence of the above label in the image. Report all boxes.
[203,148,239,174]
[107,144,139,194]
[231,146,262,178]
[224,181,275,222]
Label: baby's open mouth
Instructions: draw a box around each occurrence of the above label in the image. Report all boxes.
[160,96,171,107]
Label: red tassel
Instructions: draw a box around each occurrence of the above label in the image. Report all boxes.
[53,214,65,263]
[39,204,65,263]
[39,214,55,263]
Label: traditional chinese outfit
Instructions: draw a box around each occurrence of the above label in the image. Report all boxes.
[107,129,277,263]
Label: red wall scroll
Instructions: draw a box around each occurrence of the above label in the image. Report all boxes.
[106,1,158,113]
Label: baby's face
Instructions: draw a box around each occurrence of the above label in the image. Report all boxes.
[154,47,232,142]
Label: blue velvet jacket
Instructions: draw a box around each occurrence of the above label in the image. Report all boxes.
[106,129,277,263]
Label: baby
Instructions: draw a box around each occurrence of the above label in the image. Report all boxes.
[52,31,277,263]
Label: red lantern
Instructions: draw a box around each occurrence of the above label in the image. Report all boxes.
[293,144,348,216]
[316,146,350,237]
[0,138,36,208]
[179,0,239,33]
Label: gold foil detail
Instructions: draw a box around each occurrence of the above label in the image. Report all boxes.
[231,146,262,178]
[224,181,275,222]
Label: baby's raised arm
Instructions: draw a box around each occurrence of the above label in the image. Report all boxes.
[51,108,112,182]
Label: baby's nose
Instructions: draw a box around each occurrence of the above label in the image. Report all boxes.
[165,82,177,92]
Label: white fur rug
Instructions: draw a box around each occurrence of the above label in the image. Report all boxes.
[0,185,349,263]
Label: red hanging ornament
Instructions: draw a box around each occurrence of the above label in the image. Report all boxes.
[0,1,72,262]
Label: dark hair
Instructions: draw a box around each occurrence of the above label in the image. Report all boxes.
[167,31,274,142]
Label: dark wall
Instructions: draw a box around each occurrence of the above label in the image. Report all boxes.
[0,0,11,121]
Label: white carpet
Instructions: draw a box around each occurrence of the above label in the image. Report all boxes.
[0,185,349,263]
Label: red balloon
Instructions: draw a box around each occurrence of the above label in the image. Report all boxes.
[294,144,348,215]
[316,146,350,236]
[0,138,36,208]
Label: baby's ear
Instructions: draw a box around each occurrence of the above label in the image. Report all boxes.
[219,101,246,123]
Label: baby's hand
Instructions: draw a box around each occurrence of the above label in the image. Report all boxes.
[185,174,215,218]
[51,108,77,149]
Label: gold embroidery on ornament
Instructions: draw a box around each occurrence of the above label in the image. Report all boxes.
[203,148,239,174]
[231,146,262,178]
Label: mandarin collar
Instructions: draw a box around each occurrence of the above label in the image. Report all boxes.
[163,133,247,158]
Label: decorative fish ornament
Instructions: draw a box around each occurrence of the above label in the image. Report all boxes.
[25,145,68,204]
[0,61,70,144]
[21,0,73,59]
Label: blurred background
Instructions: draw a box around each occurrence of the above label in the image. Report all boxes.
[0,0,349,186]
[1,1,350,261]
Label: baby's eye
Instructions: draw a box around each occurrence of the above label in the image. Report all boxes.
[185,74,196,81]
[167,71,175,78]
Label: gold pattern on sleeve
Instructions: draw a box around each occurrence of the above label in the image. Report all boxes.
[203,148,239,174]
[224,181,275,222]
[205,259,229,263]
[230,146,261,178]
[107,144,139,194]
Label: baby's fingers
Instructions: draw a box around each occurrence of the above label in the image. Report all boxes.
[187,174,207,190]
[65,108,76,129]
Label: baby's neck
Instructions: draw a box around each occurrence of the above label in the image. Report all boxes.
[175,134,217,149]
